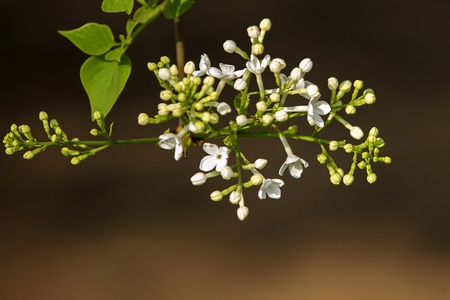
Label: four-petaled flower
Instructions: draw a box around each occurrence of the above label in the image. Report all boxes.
[307,96,331,128]
[199,143,229,172]
[246,54,270,75]
[207,63,245,80]
[279,154,309,178]
[258,178,285,199]
[193,54,211,77]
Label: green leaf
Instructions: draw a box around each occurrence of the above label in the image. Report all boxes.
[133,5,162,23]
[58,23,118,56]
[101,0,134,14]
[80,55,132,118]
[163,0,195,19]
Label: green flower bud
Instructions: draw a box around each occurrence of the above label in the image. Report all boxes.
[90,128,99,136]
[364,92,376,104]
[169,64,178,77]
[259,18,272,31]
[160,90,172,101]
[252,44,264,55]
[256,101,267,112]
[147,62,157,71]
[358,161,366,169]
[203,76,215,86]
[210,190,223,202]
[374,138,385,148]
[177,93,187,102]
[343,174,354,186]
[353,80,364,90]
[23,151,34,160]
[317,153,328,164]
[250,174,264,186]
[93,111,103,121]
[269,93,280,102]
[329,140,340,151]
[261,114,273,126]
[19,125,31,134]
[344,143,354,153]
[327,77,339,90]
[137,113,150,126]
[209,113,219,124]
[39,111,48,121]
[339,80,352,92]
[369,127,379,137]
[367,173,377,184]
[330,173,342,185]
[10,124,18,132]
[50,119,59,129]
[160,56,170,65]
[345,105,356,114]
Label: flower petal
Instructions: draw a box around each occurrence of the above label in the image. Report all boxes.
[199,155,217,172]
[202,143,219,156]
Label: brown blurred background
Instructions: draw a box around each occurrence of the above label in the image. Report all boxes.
[1,1,449,299]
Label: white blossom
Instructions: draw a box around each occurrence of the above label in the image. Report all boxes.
[199,143,229,172]
[207,63,245,80]
[190,172,207,186]
[279,154,309,178]
[246,54,270,75]
[217,102,232,115]
[258,178,284,199]
[192,54,211,77]
[237,205,249,221]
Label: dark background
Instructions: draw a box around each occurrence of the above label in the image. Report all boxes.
[1,1,449,299]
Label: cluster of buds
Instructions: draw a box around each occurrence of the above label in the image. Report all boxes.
[136,19,391,220]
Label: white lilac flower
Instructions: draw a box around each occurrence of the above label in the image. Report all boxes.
[207,63,245,80]
[258,178,285,199]
[307,96,331,128]
[199,143,229,172]
[192,54,211,77]
[158,132,183,161]
[217,102,232,115]
[246,54,270,75]
[220,165,234,180]
[279,154,309,178]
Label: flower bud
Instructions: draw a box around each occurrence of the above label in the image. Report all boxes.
[330,173,342,185]
[158,68,171,81]
[159,90,172,101]
[269,58,286,73]
[367,173,377,184]
[343,143,353,153]
[339,80,352,92]
[158,103,169,116]
[93,111,103,121]
[327,77,339,90]
[353,80,364,90]
[317,153,328,164]
[210,190,223,202]
[364,92,376,104]
[259,18,272,31]
[23,151,34,160]
[261,114,273,126]
[236,115,248,126]
[221,166,234,180]
[254,158,268,169]
[329,140,340,151]
[209,113,219,124]
[203,76,215,86]
[169,64,178,77]
[184,61,195,75]
[252,44,264,55]
[39,111,48,121]
[247,25,260,39]
[250,174,264,186]
[217,102,232,115]
[234,78,247,91]
[147,62,157,71]
[290,67,303,81]
[229,191,242,204]
[345,105,356,114]
[299,58,313,73]
[306,84,320,98]
[237,206,249,221]
[343,174,354,186]
[274,110,288,122]
[190,172,207,186]
[269,93,280,102]
[350,126,364,140]
[137,113,149,126]
[160,56,170,65]
[223,40,237,53]
[256,101,267,112]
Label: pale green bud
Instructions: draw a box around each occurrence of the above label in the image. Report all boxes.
[90,128,99,136]
[209,113,219,124]
[223,40,237,53]
[345,105,356,114]
[93,111,103,121]
[269,93,280,102]
[147,62,157,71]
[290,67,303,81]
[158,103,169,116]
[203,76,215,86]
[252,44,264,55]
[317,153,328,164]
[201,112,211,123]
[353,80,364,90]
[184,61,195,75]
[137,113,150,126]
[330,173,342,185]
[177,93,187,102]
[328,77,339,90]
[39,111,48,121]
[343,174,354,186]
[367,173,377,184]
[374,138,385,147]
[160,90,172,101]
[169,64,178,77]
[329,140,340,151]
[364,92,376,104]
[250,174,264,186]
[259,18,272,31]
[256,101,267,112]
[171,108,184,118]
[23,151,34,160]
[269,58,286,73]
[369,127,379,137]
[358,161,367,169]
[344,143,354,153]
[160,56,170,65]
[261,114,273,126]
[229,191,242,204]
[210,190,223,202]
[237,206,249,221]
[339,80,352,92]
[71,156,80,165]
